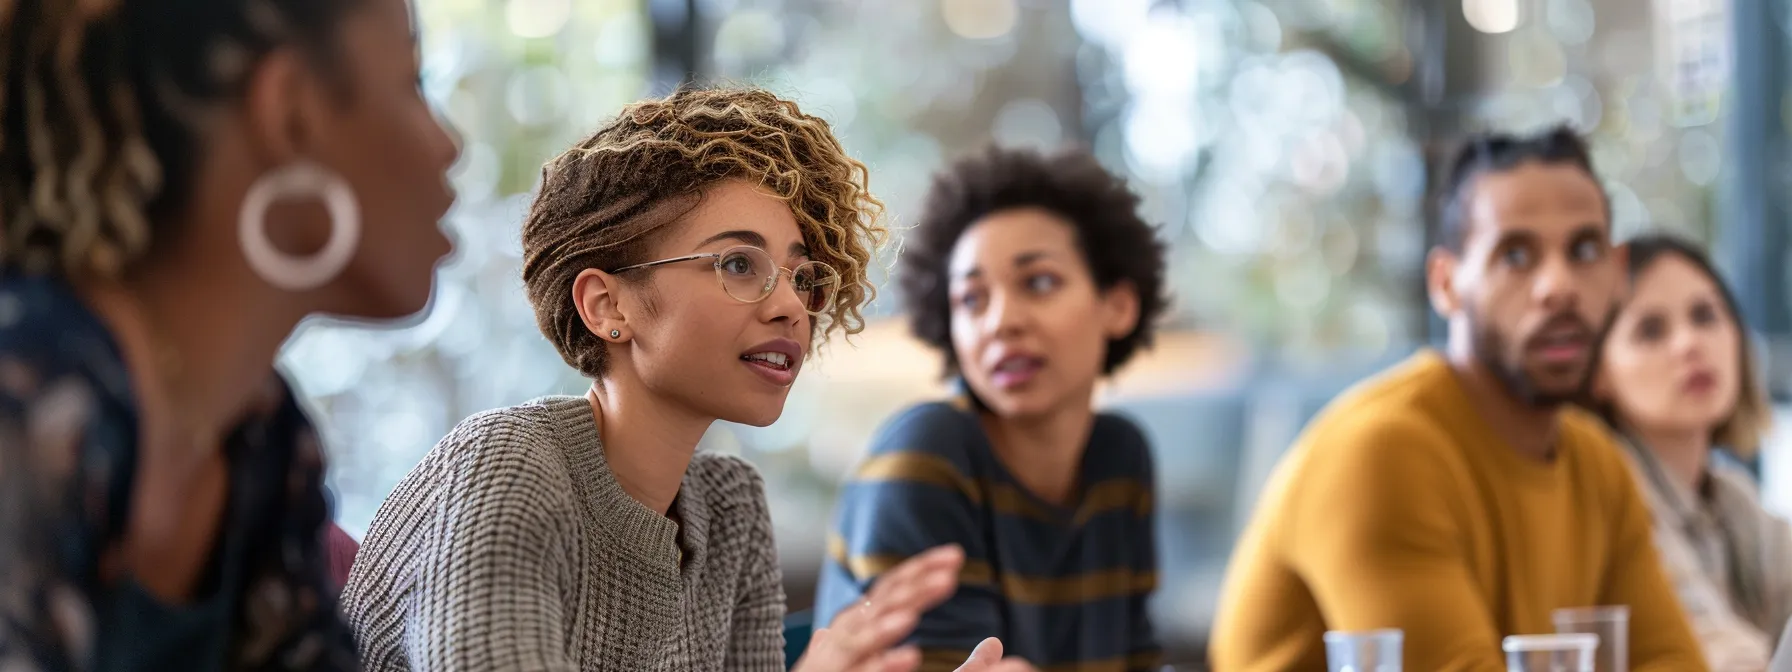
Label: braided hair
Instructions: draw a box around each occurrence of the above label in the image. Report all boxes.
[521,86,889,380]
[0,0,364,279]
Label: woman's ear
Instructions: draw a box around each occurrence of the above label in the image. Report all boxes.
[573,269,630,342]
[1100,280,1142,340]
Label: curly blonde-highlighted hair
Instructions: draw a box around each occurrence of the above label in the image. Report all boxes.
[521,86,887,379]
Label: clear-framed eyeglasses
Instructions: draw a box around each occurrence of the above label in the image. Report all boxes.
[609,245,841,315]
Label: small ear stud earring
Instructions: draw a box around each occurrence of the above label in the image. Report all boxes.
[610,329,621,339]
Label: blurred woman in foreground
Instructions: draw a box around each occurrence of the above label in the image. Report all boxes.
[0,0,459,668]
[1596,234,1792,671]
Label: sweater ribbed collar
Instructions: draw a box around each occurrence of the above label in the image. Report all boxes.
[534,395,706,580]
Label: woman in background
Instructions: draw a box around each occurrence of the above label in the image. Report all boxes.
[0,0,459,668]
[814,146,1170,671]
[1596,234,1792,671]
[343,87,1036,672]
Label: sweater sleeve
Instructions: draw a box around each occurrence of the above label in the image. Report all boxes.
[812,404,999,668]
[405,421,578,672]
[1600,448,1713,672]
[1284,417,1508,672]
[724,464,787,672]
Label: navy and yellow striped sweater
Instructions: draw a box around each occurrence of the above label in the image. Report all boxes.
[814,400,1161,672]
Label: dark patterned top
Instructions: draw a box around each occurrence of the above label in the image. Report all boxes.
[0,274,359,672]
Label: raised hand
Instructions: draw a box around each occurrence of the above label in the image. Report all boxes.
[791,544,965,672]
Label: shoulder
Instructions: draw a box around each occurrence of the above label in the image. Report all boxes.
[0,275,132,421]
[865,400,984,462]
[1708,460,1772,519]
[1709,459,1764,498]
[1303,405,1456,469]
[1266,407,1464,532]
[1092,410,1155,477]
[432,397,583,467]
[405,398,592,508]
[847,401,988,492]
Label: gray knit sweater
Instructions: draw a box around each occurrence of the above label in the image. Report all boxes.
[340,396,786,671]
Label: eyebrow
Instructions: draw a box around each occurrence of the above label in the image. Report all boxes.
[1568,224,1606,242]
[692,230,810,259]
[1490,230,1539,249]
[951,250,1054,281]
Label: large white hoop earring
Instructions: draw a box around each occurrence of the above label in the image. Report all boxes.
[237,161,361,292]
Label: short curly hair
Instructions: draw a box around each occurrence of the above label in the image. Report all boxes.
[899,145,1169,377]
[521,86,887,379]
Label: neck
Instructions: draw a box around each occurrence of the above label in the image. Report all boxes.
[980,393,1097,506]
[77,257,303,445]
[1445,349,1561,462]
[586,374,710,516]
[1630,424,1710,495]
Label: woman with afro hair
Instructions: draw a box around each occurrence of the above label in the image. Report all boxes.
[815,146,1171,671]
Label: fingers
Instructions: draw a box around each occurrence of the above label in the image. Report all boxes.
[853,645,920,672]
[793,544,965,672]
[832,543,962,633]
[861,544,963,615]
[812,639,921,672]
[953,638,1004,671]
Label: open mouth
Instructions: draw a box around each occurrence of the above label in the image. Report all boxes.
[1683,370,1717,394]
[1527,321,1592,365]
[988,354,1045,389]
[741,338,803,387]
[741,351,793,371]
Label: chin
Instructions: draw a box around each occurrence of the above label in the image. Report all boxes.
[359,288,436,324]
[335,265,440,322]
[717,397,791,428]
[971,388,1050,419]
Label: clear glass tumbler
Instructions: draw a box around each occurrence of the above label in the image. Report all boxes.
[1553,605,1628,672]
[1323,629,1403,672]
[1504,633,1599,672]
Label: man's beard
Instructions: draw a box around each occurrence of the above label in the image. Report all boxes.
[1465,305,1615,408]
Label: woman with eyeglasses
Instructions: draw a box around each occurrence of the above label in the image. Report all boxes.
[342,88,1035,672]
[0,0,455,669]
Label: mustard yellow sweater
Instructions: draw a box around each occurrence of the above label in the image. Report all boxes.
[1210,351,1706,671]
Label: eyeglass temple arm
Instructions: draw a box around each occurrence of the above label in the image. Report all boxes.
[608,253,718,274]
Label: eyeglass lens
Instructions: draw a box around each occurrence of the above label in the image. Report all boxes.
[716,247,839,313]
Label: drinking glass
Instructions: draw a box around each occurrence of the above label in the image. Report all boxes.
[1323,629,1403,672]
[1504,633,1599,672]
[1553,605,1629,672]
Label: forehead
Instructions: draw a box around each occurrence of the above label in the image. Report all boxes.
[947,207,1079,277]
[1460,161,1607,246]
[1630,255,1721,308]
[663,180,803,248]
